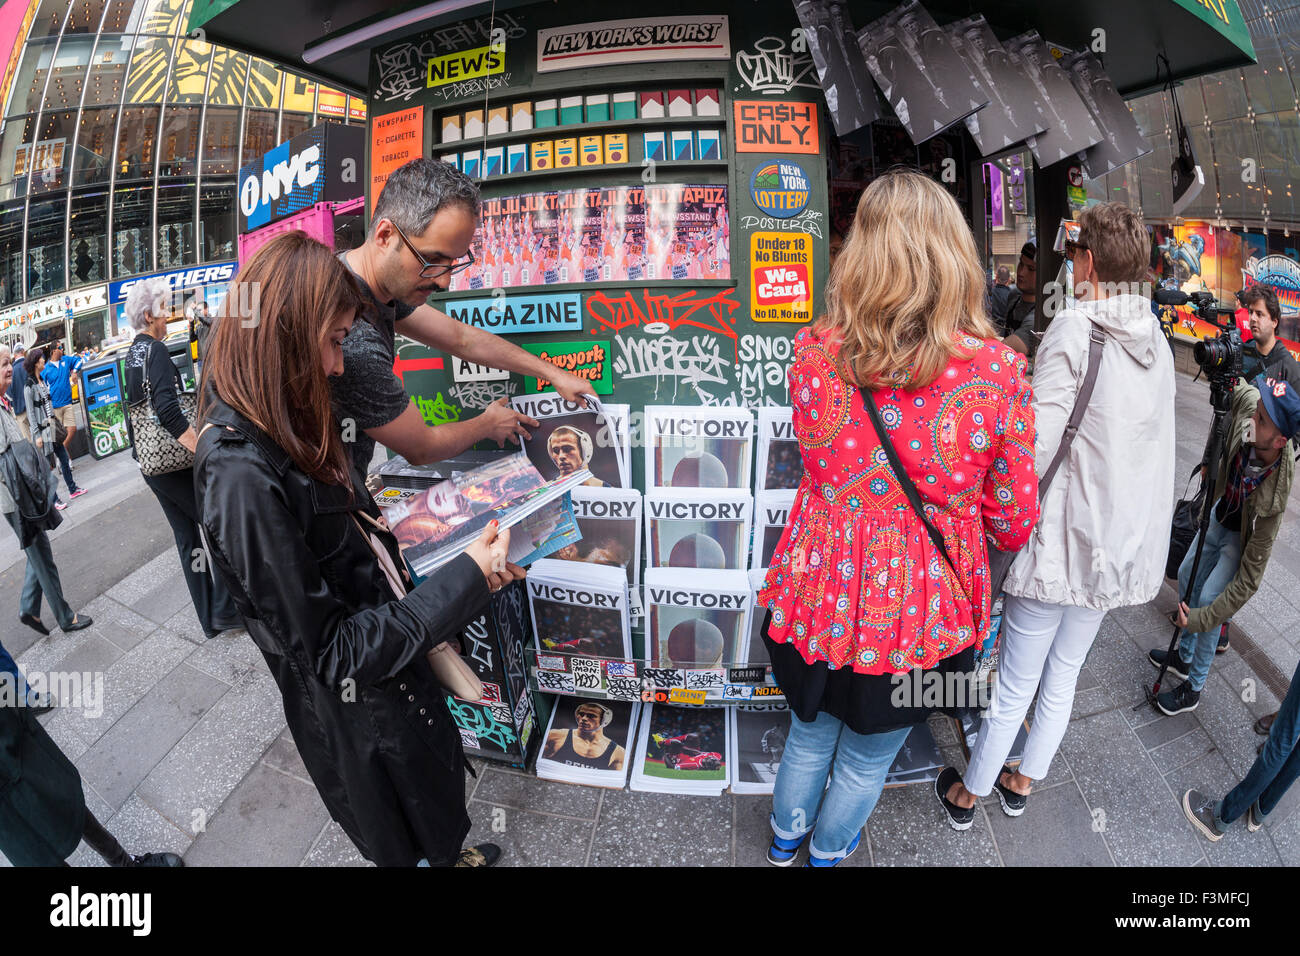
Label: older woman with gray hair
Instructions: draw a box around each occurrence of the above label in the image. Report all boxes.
[123,277,240,639]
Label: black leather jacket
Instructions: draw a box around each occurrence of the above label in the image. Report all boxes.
[194,394,490,866]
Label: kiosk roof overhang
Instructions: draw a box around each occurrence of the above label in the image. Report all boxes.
[188,0,1254,97]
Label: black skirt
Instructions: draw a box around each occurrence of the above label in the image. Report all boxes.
[762,609,978,736]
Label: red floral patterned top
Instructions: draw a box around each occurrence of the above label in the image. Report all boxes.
[758,326,1038,675]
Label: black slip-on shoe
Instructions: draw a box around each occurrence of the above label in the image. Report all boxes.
[455,843,502,867]
[62,615,93,632]
[934,767,976,832]
[19,613,49,636]
[994,765,1029,817]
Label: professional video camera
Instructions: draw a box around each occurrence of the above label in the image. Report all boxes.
[1153,287,1242,411]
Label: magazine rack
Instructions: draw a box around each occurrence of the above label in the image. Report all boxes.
[525,647,784,705]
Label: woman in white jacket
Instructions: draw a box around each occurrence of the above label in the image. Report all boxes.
[937,202,1176,827]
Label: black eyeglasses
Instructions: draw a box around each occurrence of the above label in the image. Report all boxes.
[1065,239,1090,258]
[389,220,475,278]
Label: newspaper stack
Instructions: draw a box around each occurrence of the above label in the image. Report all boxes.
[513,394,631,488]
[555,485,643,617]
[645,488,752,571]
[645,405,754,490]
[536,698,642,789]
[630,703,730,795]
[643,567,752,679]
[751,490,794,572]
[754,407,802,493]
[745,568,772,670]
[526,558,633,667]
[728,702,790,795]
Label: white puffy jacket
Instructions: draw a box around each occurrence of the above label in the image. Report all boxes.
[1003,294,1176,610]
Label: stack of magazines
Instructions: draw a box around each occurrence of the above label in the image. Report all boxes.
[643,567,752,677]
[527,558,633,664]
[536,699,641,789]
[630,703,730,795]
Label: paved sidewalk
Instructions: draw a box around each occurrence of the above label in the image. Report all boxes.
[4,371,1300,867]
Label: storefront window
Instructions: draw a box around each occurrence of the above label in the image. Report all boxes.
[282,75,315,114]
[10,39,58,116]
[0,115,37,201]
[156,182,195,270]
[97,0,135,34]
[0,202,23,306]
[115,106,159,181]
[82,33,132,107]
[131,0,189,36]
[280,112,311,142]
[158,105,199,176]
[200,106,239,176]
[241,109,278,170]
[73,309,110,352]
[69,189,109,287]
[28,0,72,40]
[199,183,236,262]
[72,106,116,186]
[29,109,77,195]
[27,196,68,297]
[112,184,152,277]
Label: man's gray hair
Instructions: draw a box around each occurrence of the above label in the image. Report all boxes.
[370,158,480,239]
[123,276,174,331]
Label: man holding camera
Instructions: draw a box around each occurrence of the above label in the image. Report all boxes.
[1150,373,1299,714]
[1239,285,1300,384]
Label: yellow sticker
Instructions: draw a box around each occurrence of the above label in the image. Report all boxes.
[668,687,707,705]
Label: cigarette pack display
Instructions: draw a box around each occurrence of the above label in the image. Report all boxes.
[728,703,790,794]
[534,97,558,127]
[460,148,481,178]
[512,395,631,489]
[638,90,666,119]
[510,101,533,131]
[603,133,629,164]
[579,134,604,166]
[487,105,510,136]
[483,145,504,177]
[751,490,794,572]
[584,93,610,122]
[644,566,752,670]
[555,137,578,168]
[537,698,641,788]
[612,91,638,120]
[946,14,1049,155]
[631,702,730,795]
[696,129,721,160]
[646,488,752,572]
[528,558,633,661]
[693,88,721,116]
[645,405,754,491]
[755,407,803,492]
[642,131,667,162]
[439,153,459,170]
[506,142,528,173]
[667,89,692,117]
[462,108,484,139]
[670,130,694,161]
[440,113,462,143]
[530,139,555,170]
[1004,30,1103,165]
[559,95,584,124]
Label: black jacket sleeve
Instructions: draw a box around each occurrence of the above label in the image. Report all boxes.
[147,340,190,439]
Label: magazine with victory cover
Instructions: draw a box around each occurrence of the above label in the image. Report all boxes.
[858,1,989,145]
[387,452,588,576]
[527,558,632,662]
[537,698,641,789]
[751,491,795,572]
[1004,32,1103,166]
[513,395,630,488]
[728,703,790,795]
[1062,51,1152,178]
[945,15,1050,155]
[644,567,751,670]
[646,489,752,571]
[560,486,643,618]
[630,702,730,795]
[755,407,803,493]
[645,405,753,490]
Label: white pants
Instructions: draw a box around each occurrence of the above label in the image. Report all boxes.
[965,595,1106,795]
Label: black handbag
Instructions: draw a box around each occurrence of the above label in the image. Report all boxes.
[1167,466,1205,579]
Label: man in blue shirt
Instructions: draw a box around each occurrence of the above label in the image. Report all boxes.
[40,342,81,453]
[5,343,27,441]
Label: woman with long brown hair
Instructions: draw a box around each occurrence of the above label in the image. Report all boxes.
[196,231,521,867]
[756,169,1040,866]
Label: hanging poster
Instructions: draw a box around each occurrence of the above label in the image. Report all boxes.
[448,184,730,290]
[536,16,730,73]
[793,0,879,135]
[750,232,813,323]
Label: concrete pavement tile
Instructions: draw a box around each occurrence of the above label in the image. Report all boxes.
[65,785,116,868]
[39,706,89,761]
[1244,584,1300,634]
[1137,711,1200,749]
[105,794,194,860]
[1250,628,1300,677]
[1083,618,1156,711]
[34,633,122,687]
[1264,796,1300,865]
[184,762,330,866]
[734,794,797,867]
[1058,709,1203,866]
[261,727,312,783]
[106,549,178,606]
[184,628,261,686]
[14,623,104,675]
[300,820,372,867]
[1110,602,1173,639]
[1213,654,1282,721]
[589,790,731,866]
[1196,668,1275,779]
[162,604,208,645]
[1165,752,1283,866]
[1075,665,1100,692]
[1151,728,1215,775]
[76,662,228,812]
[1070,685,1112,721]
[136,670,286,834]
[867,779,1001,866]
[986,781,1112,866]
[470,767,602,820]
[125,571,193,626]
[463,802,595,867]
[77,595,159,652]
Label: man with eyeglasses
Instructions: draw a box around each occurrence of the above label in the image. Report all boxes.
[333,158,595,479]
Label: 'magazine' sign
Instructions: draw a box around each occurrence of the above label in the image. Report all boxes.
[536,16,730,73]
[444,293,582,334]
[237,123,364,232]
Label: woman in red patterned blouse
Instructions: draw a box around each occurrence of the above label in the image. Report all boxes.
[758,169,1039,867]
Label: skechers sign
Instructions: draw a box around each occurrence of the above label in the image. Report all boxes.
[110,264,236,303]
[237,123,364,233]
[444,293,583,334]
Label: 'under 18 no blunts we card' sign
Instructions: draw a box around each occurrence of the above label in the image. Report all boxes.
[750,232,812,323]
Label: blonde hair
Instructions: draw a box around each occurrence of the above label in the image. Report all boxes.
[820,169,997,390]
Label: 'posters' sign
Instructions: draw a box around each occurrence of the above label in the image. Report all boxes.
[750,232,812,323]
[734,100,820,154]
[445,293,582,334]
[536,16,730,73]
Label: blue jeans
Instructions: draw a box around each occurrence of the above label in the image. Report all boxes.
[1176,509,1240,692]
[21,530,76,630]
[770,711,911,861]
[1217,660,1300,826]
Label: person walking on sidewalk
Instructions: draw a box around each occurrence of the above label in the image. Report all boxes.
[23,347,82,504]
[937,203,1177,829]
[1148,374,1298,715]
[39,342,82,459]
[122,277,241,640]
[0,345,91,636]
[755,170,1039,867]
